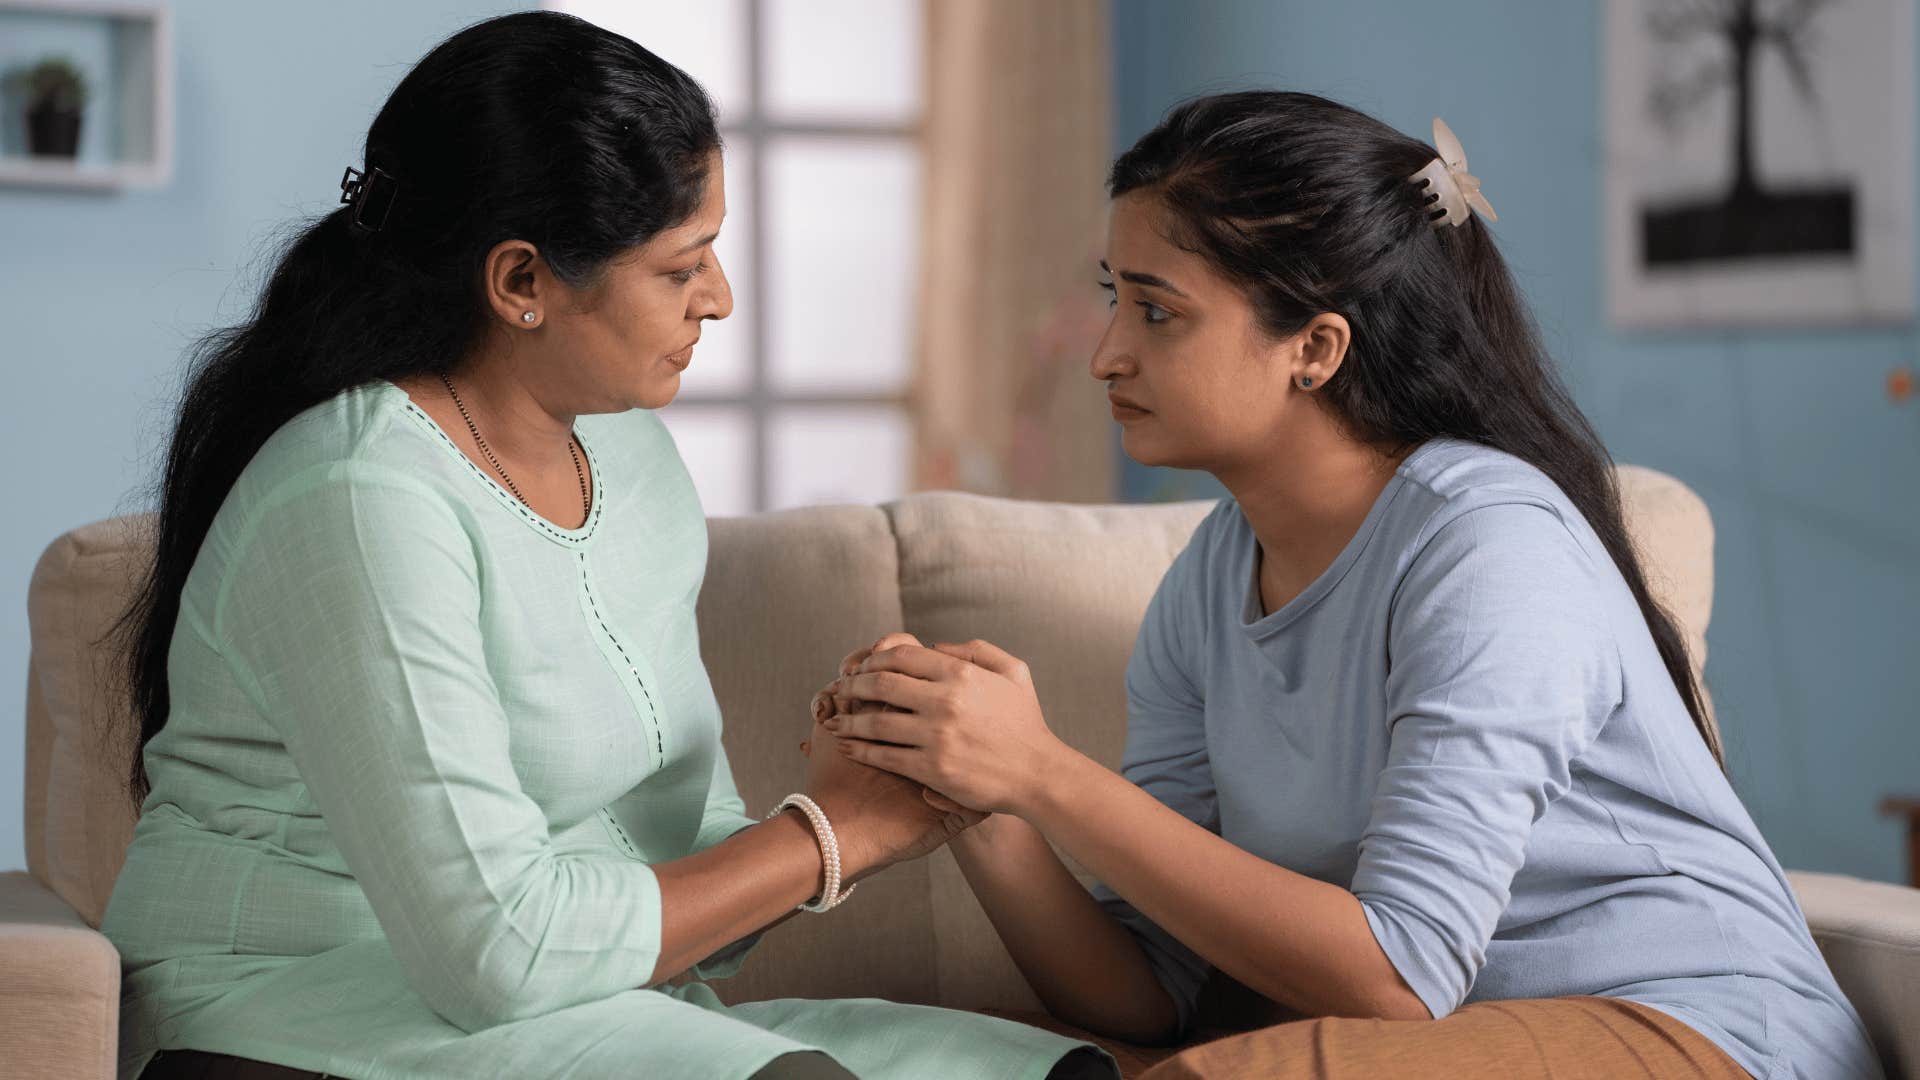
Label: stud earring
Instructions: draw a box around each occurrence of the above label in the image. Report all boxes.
[1299,376,1314,389]
[521,311,536,324]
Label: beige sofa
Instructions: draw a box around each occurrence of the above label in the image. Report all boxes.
[10,467,1919,1079]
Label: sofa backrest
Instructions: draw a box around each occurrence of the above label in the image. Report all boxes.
[22,465,1715,1010]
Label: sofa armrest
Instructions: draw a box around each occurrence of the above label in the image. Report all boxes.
[0,870,119,1079]
[1786,869,1920,1079]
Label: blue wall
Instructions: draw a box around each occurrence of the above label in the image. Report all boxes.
[1,1,528,874]
[1112,1,1920,883]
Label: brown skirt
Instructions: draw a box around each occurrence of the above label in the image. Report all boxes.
[1138,996,1755,1080]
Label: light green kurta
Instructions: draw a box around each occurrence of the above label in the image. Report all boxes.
[100,379,1106,1080]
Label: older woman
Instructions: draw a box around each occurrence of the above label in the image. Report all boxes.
[100,12,1111,1080]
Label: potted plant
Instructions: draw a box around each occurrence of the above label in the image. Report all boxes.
[17,57,89,158]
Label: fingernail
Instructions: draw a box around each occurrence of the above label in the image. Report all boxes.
[823,715,842,730]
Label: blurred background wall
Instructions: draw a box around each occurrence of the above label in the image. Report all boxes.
[1112,0,1920,883]
[3,0,1915,887]
[0,0,531,874]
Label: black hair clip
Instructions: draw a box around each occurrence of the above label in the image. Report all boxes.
[339,164,399,233]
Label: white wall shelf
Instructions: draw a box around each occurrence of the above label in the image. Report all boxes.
[0,0,172,191]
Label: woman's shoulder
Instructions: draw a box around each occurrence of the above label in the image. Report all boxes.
[1398,437,1569,509]
[1392,436,1586,547]
[229,380,447,509]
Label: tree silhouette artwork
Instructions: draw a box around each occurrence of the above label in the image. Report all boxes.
[1641,0,1853,266]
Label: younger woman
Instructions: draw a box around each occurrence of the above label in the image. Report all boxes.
[823,92,1882,1080]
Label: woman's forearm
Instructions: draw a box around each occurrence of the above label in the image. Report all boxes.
[1024,751,1430,1022]
[647,808,821,984]
[948,814,1180,1044]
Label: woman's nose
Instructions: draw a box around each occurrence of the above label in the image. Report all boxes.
[698,255,734,322]
[1088,324,1130,381]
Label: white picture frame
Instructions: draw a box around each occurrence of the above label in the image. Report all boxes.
[1603,0,1914,329]
[0,0,172,191]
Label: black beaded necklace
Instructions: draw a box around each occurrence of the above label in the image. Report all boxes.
[438,372,590,519]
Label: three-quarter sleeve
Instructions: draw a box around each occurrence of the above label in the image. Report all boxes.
[213,460,669,1032]
[1353,500,1625,1019]
[1090,518,1220,1035]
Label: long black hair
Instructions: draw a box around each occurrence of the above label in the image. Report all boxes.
[1111,91,1722,766]
[104,10,723,804]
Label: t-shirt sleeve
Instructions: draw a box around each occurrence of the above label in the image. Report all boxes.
[213,460,668,1032]
[1089,512,1221,1035]
[1353,500,1625,1019]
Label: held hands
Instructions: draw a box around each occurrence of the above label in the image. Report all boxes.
[823,638,1065,817]
[799,633,987,881]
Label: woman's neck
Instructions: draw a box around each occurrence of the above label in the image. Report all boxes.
[1216,430,1414,611]
[430,355,580,470]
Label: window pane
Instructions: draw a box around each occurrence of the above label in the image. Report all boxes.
[548,0,748,122]
[763,0,921,124]
[765,137,920,393]
[681,140,754,397]
[769,406,909,509]
[655,405,753,517]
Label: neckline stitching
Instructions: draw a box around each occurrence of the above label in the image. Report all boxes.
[393,397,604,545]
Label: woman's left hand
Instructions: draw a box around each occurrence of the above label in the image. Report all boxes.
[824,639,1067,817]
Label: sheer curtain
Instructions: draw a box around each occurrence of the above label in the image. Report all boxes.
[912,0,1114,503]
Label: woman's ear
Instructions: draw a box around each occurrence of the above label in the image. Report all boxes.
[480,238,548,330]
[1295,311,1351,386]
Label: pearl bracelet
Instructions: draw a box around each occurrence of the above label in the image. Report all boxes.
[766,793,857,912]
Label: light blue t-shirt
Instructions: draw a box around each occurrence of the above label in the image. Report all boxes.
[1092,436,1881,1080]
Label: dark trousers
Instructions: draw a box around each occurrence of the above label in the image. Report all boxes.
[138,1047,869,1079]
[139,1049,328,1079]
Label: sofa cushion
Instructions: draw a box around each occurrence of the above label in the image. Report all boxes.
[1614,463,1720,740]
[1786,869,1920,1078]
[24,514,153,928]
[0,870,119,1078]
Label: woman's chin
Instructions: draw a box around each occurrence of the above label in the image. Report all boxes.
[1118,427,1183,469]
[634,371,682,411]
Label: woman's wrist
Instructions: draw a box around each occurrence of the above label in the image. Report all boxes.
[1018,743,1108,830]
[802,793,881,882]
[949,809,1026,861]
[765,804,830,903]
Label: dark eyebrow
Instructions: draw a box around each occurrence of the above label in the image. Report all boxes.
[674,231,720,256]
[1098,259,1189,298]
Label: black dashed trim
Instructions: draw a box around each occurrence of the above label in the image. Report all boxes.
[397,401,604,544]
[579,550,665,765]
[601,808,639,856]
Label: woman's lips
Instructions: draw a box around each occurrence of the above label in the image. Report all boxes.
[665,344,694,370]
[1109,398,1151,421]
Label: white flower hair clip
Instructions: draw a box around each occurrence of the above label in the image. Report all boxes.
[1408,117,1497,228]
